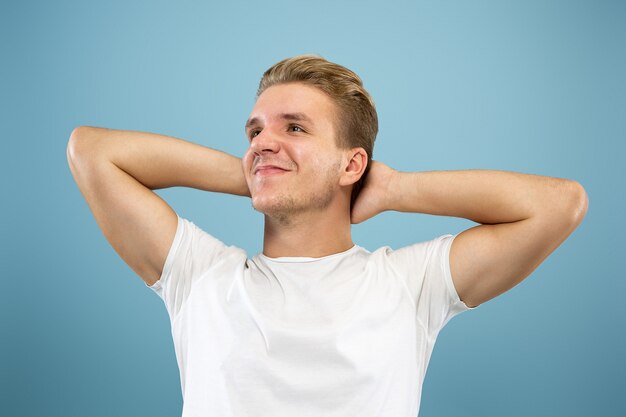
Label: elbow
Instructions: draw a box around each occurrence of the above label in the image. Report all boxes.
[537,180,588,238]
[68,126,92,144]
[67,126,104,164]
[67,126,89,161]
[565,180,589,225]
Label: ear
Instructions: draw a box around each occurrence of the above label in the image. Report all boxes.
[339,147,368,187]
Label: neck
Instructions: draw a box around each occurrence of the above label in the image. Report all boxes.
[261,199,354,258]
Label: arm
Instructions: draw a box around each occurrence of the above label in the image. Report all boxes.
[351,161,588,308]
[67,126,249,286]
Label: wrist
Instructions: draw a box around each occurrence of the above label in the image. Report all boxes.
[383,168,402,212]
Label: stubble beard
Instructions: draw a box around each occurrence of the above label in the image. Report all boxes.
[251,159,341,226]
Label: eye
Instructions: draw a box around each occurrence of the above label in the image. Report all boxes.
[288,124,305,133]
[249,129,261,140]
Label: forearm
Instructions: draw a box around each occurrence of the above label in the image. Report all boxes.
[68,126,249,196]
[389,169,585,224]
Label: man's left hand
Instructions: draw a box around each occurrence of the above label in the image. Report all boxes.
[350,161,398,224]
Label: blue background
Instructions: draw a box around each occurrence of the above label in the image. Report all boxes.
[2,0,624,416]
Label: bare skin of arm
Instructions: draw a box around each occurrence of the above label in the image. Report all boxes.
[351,161,588,308]
[66,126,249,286]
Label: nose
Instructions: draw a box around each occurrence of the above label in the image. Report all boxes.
[249,129,280,155]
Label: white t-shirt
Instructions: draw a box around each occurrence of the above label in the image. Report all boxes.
[147,214,476,417]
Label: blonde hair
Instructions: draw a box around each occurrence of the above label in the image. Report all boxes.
[256,54,378,208]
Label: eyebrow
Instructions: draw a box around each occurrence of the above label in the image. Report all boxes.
[245,112,315,132]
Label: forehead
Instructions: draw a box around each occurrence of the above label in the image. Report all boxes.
[246,83,337,130]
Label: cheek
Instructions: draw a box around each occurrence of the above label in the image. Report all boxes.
[288,144,323,169]
[242,150,253,170]
[241,154,256,186]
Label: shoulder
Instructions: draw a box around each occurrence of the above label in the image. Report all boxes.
[367,234,455,266]
[157,215,248,283]
[179,216,246,254]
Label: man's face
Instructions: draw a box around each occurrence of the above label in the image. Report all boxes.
[242,82,345,219]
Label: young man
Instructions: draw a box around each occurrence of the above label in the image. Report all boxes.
[67,55,588,417]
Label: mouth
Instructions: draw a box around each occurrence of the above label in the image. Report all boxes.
[255,166,289,177]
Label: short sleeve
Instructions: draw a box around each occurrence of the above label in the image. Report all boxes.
[145,214,241,320]
[387,234,477,338]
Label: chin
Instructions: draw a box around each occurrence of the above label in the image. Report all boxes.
[252,193,295,214]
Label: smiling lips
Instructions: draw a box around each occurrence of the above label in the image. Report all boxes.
[254,165,290,176]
